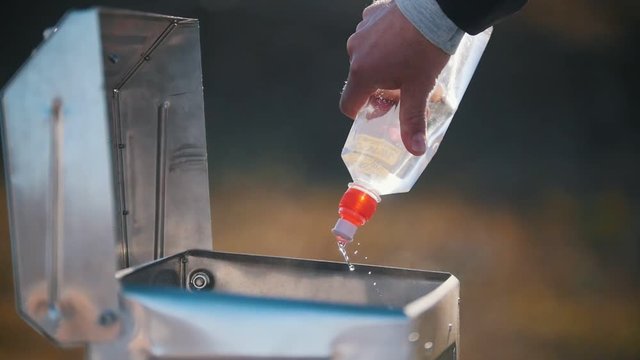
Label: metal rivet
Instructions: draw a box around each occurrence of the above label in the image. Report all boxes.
[144,55,151,61]
[189,269,214,291]
[191,273,209,289]
[108,54,119,64]
[193,274,207,288]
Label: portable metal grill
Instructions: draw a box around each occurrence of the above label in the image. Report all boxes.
[0,8,460,359]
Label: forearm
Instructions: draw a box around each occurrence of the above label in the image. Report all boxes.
[396,0,527,54]
[396,0,464,55]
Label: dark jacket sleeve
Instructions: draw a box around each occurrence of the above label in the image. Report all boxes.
[435,0,528,34]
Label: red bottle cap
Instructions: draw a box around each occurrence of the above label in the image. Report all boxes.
[331,186,379,243]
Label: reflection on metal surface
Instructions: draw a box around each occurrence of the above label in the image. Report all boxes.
[154,101,169,260]
[102,10,212,266]
[123,250,453,309]
[112,88,130,268]
[47,97,64,313]
[112,19,179,91]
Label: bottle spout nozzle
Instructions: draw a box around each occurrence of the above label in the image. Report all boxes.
[335,235,350,246]
[332,218,358,244]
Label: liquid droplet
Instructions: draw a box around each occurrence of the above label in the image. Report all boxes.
[373,282,377,286]
[424,341,434,351]
[368,271,372,275]
[408,332,420,342]
[337,242,355,272]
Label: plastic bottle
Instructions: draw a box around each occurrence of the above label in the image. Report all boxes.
[332,29,493,247]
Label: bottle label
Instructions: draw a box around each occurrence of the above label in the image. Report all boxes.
[350,134,401,166]
[342,152,390,177]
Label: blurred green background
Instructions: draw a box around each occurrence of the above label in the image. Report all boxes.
[1,0,639,359]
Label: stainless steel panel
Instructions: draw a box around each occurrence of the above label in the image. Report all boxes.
[123,250,449,308]
[0,9,121,344]
[406,275,460,359]
[1,7,214,345]
[101,10,212,268]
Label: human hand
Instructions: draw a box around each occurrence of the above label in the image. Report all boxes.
[340,0,450,156]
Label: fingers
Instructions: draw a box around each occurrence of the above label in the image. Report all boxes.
[399,81,432,156]
[346,34,356,61]
[366,89,400,120]
[340,71,375,120]
[362,4,376,19]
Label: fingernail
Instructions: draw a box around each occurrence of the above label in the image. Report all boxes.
[411,133,426,154]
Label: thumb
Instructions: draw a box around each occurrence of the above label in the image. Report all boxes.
[399,81,431,156]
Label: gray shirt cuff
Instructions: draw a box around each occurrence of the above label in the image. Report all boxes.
[396,0,465,55]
